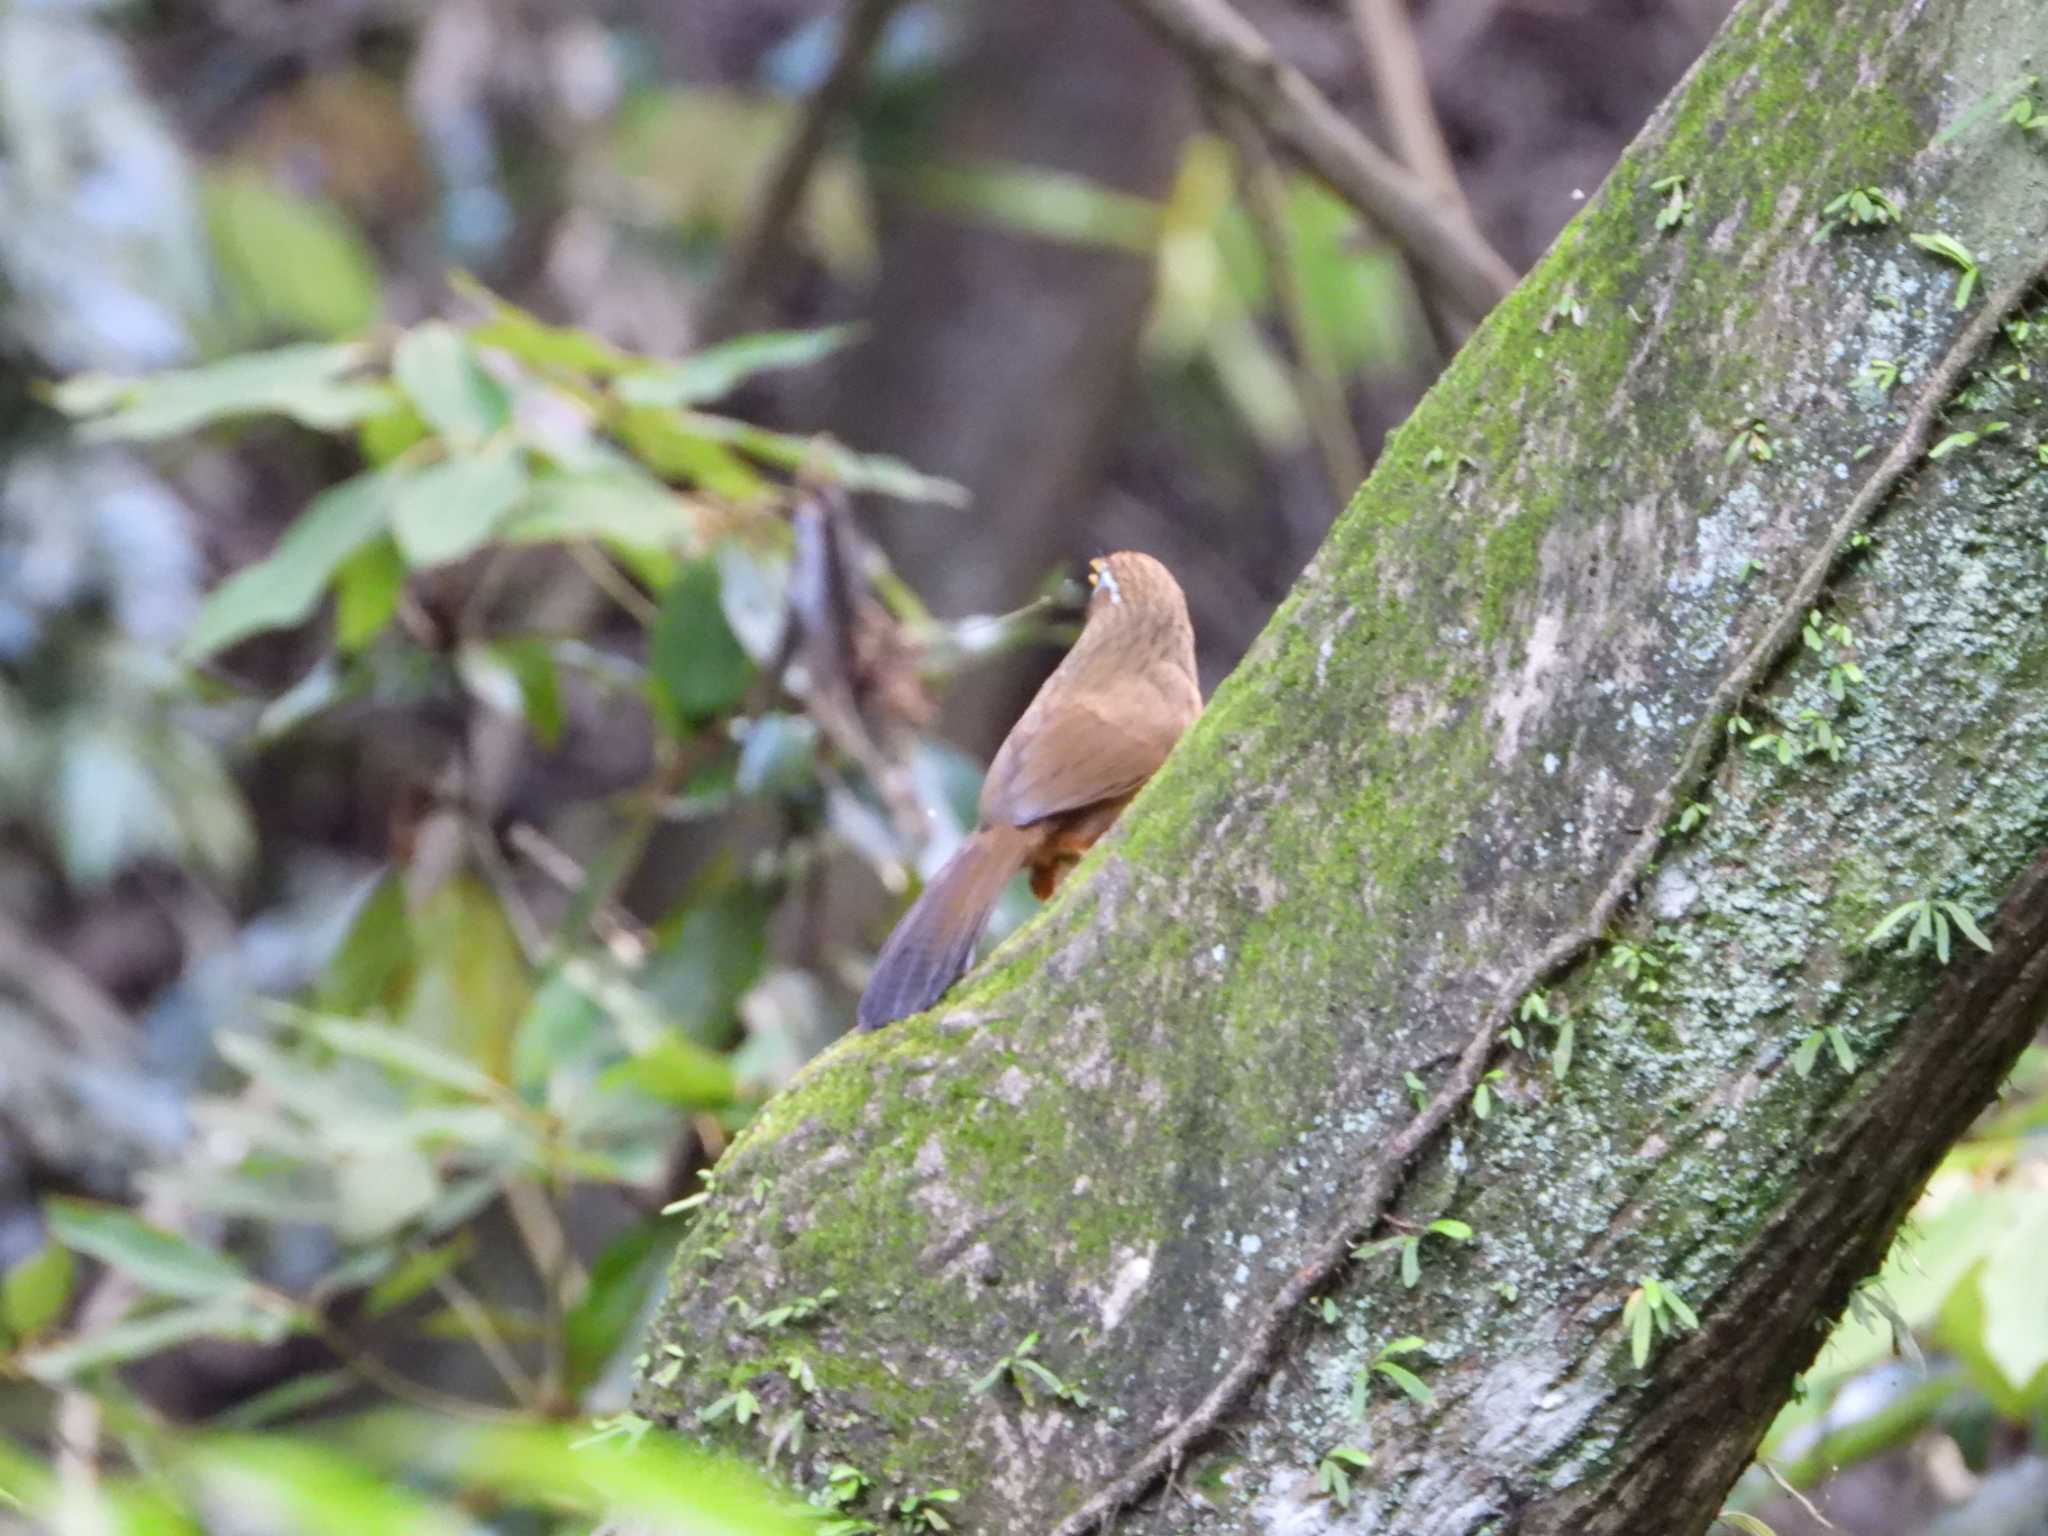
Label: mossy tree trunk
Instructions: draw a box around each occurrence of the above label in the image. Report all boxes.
[638,1,2048,1531]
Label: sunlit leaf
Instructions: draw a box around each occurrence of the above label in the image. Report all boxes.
[457,272,637,374]
[391,441,529,568]
[54,344,389,441]
[393,323,510,445]
[616,325,863,408]
[682,413,969,507]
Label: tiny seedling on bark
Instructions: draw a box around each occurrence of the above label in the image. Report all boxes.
[1725,418,1775,464]
[1909,231,1981,309]
[1623,1276,1699,1367]
[1928,420,2008,459]
[892,1488,962,1532]
[1792,1024,1858,1077]
[1349,1336,1436,1415]
[1315,1445,1373,1508]
[1651,174,1695,231]
[970,1331,1091,1409]
[1811,185,1902,242]
[1865,895,1993,963]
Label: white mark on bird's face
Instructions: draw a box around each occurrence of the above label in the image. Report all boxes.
[1094,562,1122,605]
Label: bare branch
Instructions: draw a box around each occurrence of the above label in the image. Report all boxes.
[1116,0,1515,320]
[1346,0,1469,222]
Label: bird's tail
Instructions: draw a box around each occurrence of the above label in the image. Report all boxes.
[858,826,1031,1030]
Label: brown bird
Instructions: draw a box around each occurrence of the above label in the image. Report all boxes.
[857,551,1202,1031]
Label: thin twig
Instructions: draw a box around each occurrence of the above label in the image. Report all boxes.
[568,542,660,627]
[1346,0,1468,222]
[431,1270,544,1410]
[1343,0,1470,354]
[1215,100,1366,503]
[704,0,902,334]
[1116,0,1515,321]
[1046,254,2048,1536]
[312,1317,523,1422]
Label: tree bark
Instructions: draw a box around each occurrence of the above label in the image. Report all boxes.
[639,2,2048,1533]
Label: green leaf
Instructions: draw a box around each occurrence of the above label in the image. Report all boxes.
[333,536,407,652]
[393,323,510,445]
[24,1296,294,1381]
[1373,1360,1435,1405]
[1375,1335,1427,1357]
[617,325,863,408]
[1552,1017,1575,1082]
[45,1199,252,1301]
[1943,901,1994,953]
[1629,1292,1653,1367]
[682,413,970,507]
[1827,1025,1858,1073]
[1662,1287,1700,1331]
[1427,1219,1474,1242]
[1792,1030,1824,1077]
[458,274,636,375]
[1400,1238,1421,1288]
[598,1033,739,1108]
[391,442,529,568]
[203,170,382,340]
[651,559,753,728]
[1472,1082,1491,1120]
[183,468,403,660]
[1865,898,1925,947]
[2,1243,75,1341]
[53,343,388,441]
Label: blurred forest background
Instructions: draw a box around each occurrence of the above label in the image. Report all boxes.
[1,0,2044,1531]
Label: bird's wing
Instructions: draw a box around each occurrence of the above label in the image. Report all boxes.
[981,672,1190,828]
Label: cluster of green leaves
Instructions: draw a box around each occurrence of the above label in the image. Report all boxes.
[8,273,994,1530]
